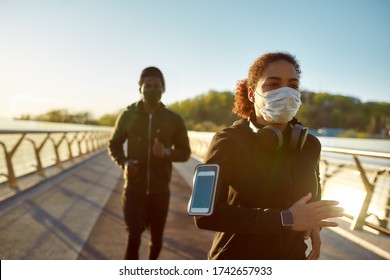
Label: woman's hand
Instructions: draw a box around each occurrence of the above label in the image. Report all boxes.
[289,193,344,232]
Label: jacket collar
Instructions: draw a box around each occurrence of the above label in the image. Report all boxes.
[128,100,166,113]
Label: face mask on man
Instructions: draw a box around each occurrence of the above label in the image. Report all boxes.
[143,89,163,106]
[255,87,301,123]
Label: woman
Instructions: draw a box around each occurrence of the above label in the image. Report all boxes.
[194,52,344,260]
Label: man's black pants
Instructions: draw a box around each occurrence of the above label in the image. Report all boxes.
[122,189,170,260]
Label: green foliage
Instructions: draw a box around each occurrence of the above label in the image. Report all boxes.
[173,90,389,137]
[32,109,97,125]
[168,90,239,131]
[16,109,115,126]
[297,91,390,135]
[339,130,371,138]
[95,112,120,127]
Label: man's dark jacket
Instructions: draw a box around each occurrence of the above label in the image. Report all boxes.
[108,101,191,194]
[195,118,321,259]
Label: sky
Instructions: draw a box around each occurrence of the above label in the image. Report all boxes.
[0,0,389,120]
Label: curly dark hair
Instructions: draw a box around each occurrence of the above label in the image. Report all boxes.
[232,52,301,118]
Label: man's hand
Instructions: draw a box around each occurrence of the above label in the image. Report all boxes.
[305,228,321,260]
[153,138,165,158]
[125,159,139,177]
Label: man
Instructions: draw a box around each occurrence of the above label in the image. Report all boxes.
[108,66,191,259]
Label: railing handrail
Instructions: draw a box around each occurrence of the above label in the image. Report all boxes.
[187,130,390,159]
[0,129,112,134]
[322,146,390,159]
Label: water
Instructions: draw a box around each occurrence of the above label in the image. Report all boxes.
[317,136,390,153]
[0,118,112,131]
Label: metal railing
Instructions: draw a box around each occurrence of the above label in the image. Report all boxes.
[0,129,112,188]
[188,131,390,234]
[1,128,389,234]
[320,147,390,234]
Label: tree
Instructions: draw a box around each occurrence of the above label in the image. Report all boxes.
[96,112,120,127]
[169,90,238,131]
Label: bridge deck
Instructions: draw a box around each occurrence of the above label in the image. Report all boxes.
[0,151,388,260]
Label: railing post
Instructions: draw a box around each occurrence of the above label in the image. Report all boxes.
[26,133,51,177]
[319,160,345,192]
[321,159,329,190]
[93,132,98,151]
[98,133,106,149]
[65,133,78,162]
[96,132,100,150]
[86,132,92,153]
[0,134,26,188]
[49,133,67,168]
[350,155,375,231]
[91,132,97,151]
[77,133,86,156]
[386,175,390,230]
[371,169,390,230]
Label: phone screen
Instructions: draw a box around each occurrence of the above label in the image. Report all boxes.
[188,164,219,216]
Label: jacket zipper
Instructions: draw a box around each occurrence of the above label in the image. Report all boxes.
[146,113,152,194]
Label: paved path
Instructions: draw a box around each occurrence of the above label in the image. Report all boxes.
[0,152,121,259]
[77,158,214,260]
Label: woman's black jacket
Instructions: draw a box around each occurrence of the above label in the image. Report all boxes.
[195,118,321,260]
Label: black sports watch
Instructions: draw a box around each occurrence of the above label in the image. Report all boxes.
[280,210,294,230]
[164,148,172,158]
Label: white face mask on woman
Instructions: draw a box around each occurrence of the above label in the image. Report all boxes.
[255,87,302,123]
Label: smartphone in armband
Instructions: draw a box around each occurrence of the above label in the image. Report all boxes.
[187,164,219,216]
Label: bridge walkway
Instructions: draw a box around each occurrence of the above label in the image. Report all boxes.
[0,151,388,260]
